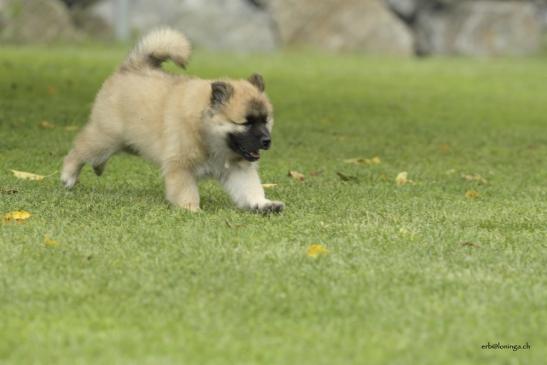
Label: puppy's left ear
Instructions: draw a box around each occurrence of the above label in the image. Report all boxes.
[211,81,234,106]
[248,73,265,92]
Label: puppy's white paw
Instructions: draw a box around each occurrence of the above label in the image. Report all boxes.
[253,200,284,214]
[61,173,77,189]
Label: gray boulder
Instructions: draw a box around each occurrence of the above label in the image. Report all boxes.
[91,0,279,52]
[415,1,541,56]
[0,0,80,43]
[269,0,415,55]
[385,0,426,21]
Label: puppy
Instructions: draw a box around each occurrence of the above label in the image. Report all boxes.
[61,28,284,213]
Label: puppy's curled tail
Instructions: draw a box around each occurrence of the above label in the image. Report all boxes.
[121,28,191,71]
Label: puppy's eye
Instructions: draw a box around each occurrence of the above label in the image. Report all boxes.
[245,115,267,125]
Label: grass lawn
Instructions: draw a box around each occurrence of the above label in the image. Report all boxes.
[1,46,546,365]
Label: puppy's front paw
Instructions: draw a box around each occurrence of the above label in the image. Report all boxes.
[61,173,77,189]
[178,202,201,213]
[254,200,284,214]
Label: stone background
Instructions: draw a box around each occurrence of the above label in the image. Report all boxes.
[1,0,546,56]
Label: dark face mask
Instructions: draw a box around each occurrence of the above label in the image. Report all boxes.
[227,117,271,162]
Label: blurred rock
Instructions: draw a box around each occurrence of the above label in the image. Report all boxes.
[61,0,100,7]
[91,0,278,52]
[0,0,80,43]
[537,0,547,31]
[385,0,421,21]
[415,0,541,56]
[269,0,414,55]
[70,6,112,39]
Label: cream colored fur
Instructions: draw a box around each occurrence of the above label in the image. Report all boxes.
[61,28,283,213]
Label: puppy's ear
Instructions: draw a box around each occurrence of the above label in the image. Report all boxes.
[211,82,234,106]
[248,73,265,92]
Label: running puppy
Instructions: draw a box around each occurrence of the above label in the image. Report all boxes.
[61,28,283,213]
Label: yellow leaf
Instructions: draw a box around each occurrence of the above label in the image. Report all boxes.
[39,120,55,129]
[395,171,414,186]
[11,169,45,181]
[370,156,381,165]
[288,170,305,182]
[465,190,479,199]
[462,174,487,184]
[344,156,381,165]
[262,183,278,189]
[438,143,450,153]
[47,85,57,96]
[3,210,31,223]
[307,244,329,258]
[44,236,59,248]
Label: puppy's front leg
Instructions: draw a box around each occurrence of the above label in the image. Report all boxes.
[163,163,200,212]
[222,164,284,213]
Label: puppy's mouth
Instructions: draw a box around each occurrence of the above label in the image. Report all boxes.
[228,134,263,162]
[238,146,261,162]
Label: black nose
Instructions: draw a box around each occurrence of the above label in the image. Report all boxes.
[260,136,271,149]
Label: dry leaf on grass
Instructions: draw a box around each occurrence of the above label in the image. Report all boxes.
[462,174,487,184]
[395,171,414,186]
[465,190,479,199]
[1,188,18,195]
[461,241,480,248]
[44,236,59,248]
[344,156,381,165]
[11,170,45,181]
[47,85,57,96]
[307,244,329,258]
[3,210,31,223]
[39,120,55,129]
[288,170,305,182]
[262,183,278,189]
[438,143,450,153]
[336,171,358,182]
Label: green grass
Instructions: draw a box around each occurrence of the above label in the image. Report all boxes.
[1,46,546,365]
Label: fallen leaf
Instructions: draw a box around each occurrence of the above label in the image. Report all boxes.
[307,244,329,258]
[3,210,31,223]
[461,241,480,248]
[336,171,358,182]
[288,170,305,182]
[11,169,45,181]
[438,143,450,153]
[44,236,59,248]
[47,85,57,96]
[395,171,414,186]
[262,183,278,189]
[462,174,487,184]
[39,120,55,129]
[465,190,479,199]
[0,188,18,194]
[344,156,381,165]
[64,125,79,132]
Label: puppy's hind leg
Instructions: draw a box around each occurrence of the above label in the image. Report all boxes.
[61,126,121,188]
[92,160,107,176]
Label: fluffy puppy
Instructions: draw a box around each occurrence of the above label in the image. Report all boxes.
[61,28,284,213]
